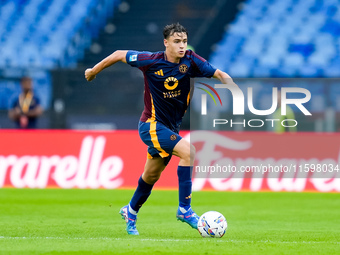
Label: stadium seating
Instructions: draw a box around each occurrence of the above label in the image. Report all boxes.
[210,0,340,78]
[0,0,120,109]
[0,0,119,69]
[209,0,340,113]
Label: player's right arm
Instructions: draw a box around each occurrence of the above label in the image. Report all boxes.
[8,101,43,120]
[8,106,21,121]
[85,50,128,81]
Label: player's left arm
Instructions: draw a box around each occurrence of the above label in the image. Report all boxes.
[213,69,234,85]
[190,51,237,86]
[25,105,43,118]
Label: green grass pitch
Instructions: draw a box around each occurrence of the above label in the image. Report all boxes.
[0,189,339,254]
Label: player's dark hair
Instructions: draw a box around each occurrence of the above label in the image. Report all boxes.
[163,23,188,39]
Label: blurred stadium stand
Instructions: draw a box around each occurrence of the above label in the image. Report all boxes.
[0,0,120,128]
[0,0,119,69]
[0,0,339,131]
[210,0,340,78]
[78,0,241,66]
[206,0,340,131]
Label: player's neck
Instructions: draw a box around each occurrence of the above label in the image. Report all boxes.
[22,90,32,96]
[164,51,180,64]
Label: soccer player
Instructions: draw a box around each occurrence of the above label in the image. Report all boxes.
[85,23,235,235]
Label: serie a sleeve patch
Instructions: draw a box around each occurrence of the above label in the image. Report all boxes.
[129,54,137,62]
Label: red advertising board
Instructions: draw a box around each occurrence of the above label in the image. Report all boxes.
[0,130,180,190]
[190,131,340,192]
[0,130,339,192]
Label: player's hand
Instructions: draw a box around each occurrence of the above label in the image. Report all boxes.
[14,107,21,115]
[85,68,96,81]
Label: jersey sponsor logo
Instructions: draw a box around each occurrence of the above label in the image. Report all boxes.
[179,64,188,73]
[164,77,178,90]
[129,54,137,62]
[163,90,181,99]
[154,69,164,76]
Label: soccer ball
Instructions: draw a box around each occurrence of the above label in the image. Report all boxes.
[197,211,227,238]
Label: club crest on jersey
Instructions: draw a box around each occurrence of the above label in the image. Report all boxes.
[179,64,188,73]
[170,134,177,141]
[164,77,178,90]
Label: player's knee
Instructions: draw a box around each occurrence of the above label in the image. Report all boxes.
[143,172,161,185]
[148,175,161,184]
[181,144,195,164]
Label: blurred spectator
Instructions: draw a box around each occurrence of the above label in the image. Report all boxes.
[8,77,43,129]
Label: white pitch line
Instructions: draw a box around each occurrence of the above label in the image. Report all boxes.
[0,237,190,242]
[0,236,339,245]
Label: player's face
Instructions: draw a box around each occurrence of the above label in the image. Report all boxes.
[164,32,188,59]
[21,78,32,93]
